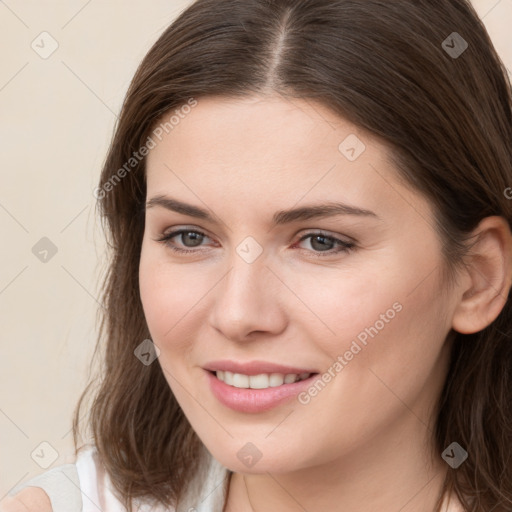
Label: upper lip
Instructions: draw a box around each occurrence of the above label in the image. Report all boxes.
[203,360,318,376]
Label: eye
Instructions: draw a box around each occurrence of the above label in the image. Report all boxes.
[155,228,356,258]
[155,229,211,254]
[294,231,355,258]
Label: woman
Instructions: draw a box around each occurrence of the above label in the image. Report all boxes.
[3,0,512,511]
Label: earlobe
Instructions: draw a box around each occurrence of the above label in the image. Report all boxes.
[451,216,512,335]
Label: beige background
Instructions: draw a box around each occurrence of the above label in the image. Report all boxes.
[0,0,511,498]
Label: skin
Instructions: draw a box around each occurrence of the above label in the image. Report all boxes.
[0,487,52,512]
[139,94,512,512]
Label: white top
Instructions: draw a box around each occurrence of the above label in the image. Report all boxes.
[8,445,466,511]
[7,445,230,512]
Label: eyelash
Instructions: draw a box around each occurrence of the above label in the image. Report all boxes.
[155,229,356,258]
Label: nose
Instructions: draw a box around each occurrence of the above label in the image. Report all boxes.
[208,249,288,342]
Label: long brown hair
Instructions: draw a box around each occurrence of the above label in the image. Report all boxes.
[73,1,512,510]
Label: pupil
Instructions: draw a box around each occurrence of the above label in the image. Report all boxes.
[184,232,202,247]
[311,236,332,251]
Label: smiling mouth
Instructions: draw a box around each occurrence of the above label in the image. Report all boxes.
[209,370,318,389]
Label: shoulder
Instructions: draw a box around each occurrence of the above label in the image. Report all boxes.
[0,486,52,512]
[0,445,97,512]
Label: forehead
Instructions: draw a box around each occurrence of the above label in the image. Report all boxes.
[144,95,434,228]
[147,94,375,170]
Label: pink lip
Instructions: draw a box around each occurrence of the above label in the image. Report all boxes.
[205,369,319,413]
[203,359,317,376]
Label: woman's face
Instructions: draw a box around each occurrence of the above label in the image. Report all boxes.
[139,95,460,473]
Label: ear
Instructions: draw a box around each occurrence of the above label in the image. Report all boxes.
[451,216,512,334]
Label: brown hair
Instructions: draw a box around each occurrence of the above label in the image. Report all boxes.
[73,0,512,510]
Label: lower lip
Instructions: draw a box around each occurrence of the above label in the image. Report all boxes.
[205,370,318,413]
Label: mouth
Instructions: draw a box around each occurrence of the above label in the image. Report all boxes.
[209,370,316,389]
[205,368,320,413]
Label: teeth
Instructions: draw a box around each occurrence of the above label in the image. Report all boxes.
[284,373,297,384]
[269,373,285,387]
[232,373,249,388]
[215,371,311,389]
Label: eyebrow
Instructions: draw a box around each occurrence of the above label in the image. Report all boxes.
[145,195,380,225]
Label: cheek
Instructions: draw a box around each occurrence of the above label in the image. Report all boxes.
[286,272,450,464]
[139,242,218,363]
[305,250,449,387]
[139,245,190,346]
[318,266,450,422]
[287,262,397,358]
[139,253,201,403]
